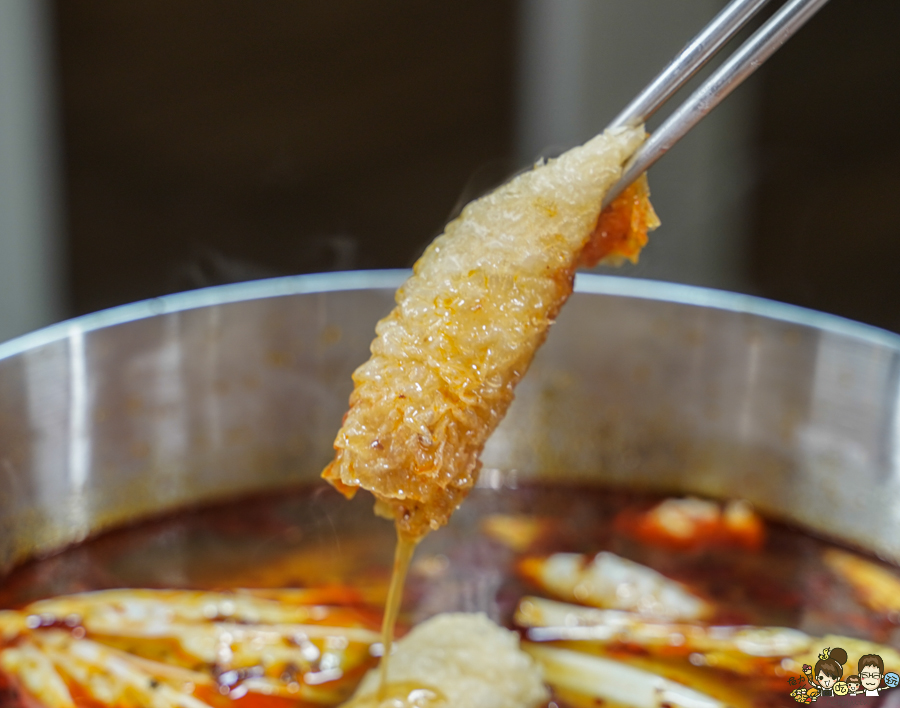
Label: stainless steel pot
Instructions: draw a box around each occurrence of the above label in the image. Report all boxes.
[2,271,899,576]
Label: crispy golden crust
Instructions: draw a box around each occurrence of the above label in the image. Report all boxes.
[579,173,660,268]
[323,126,650,539]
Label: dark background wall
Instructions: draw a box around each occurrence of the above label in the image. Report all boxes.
[52,0,900,332]
[55,0,516,315]
[748,0,900,333]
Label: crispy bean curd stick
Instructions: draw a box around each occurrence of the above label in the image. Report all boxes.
[344,613,548,708]
[323,126,657,539]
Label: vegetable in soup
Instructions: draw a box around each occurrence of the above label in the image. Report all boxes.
[2,479,900,707]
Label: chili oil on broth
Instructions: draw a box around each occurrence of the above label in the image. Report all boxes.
[1,480,899,707]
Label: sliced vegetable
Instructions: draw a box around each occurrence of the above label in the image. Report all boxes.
[524,643,726,708]
[519,552,712,621]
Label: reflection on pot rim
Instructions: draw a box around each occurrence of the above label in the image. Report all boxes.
[3,271,899,361]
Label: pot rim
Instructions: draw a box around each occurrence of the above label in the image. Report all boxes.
[2,270,898,362]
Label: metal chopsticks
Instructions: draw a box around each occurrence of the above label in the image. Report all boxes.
[601,0,831,208]
[607,0,773,130]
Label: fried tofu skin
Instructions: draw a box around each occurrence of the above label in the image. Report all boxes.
[343,613,548,708]
[323,126,654,539]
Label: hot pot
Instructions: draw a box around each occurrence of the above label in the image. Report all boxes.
[1,270,899,577]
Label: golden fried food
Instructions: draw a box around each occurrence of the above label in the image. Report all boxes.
[323,126,656,539]
[344,613,548,708]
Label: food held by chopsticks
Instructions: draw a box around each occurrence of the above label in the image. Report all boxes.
[323,126,658,539]
[320,0,835,541]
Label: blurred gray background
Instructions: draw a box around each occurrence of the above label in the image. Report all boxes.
[1,0,898,343]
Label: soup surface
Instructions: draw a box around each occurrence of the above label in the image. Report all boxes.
[2,477,899,707]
